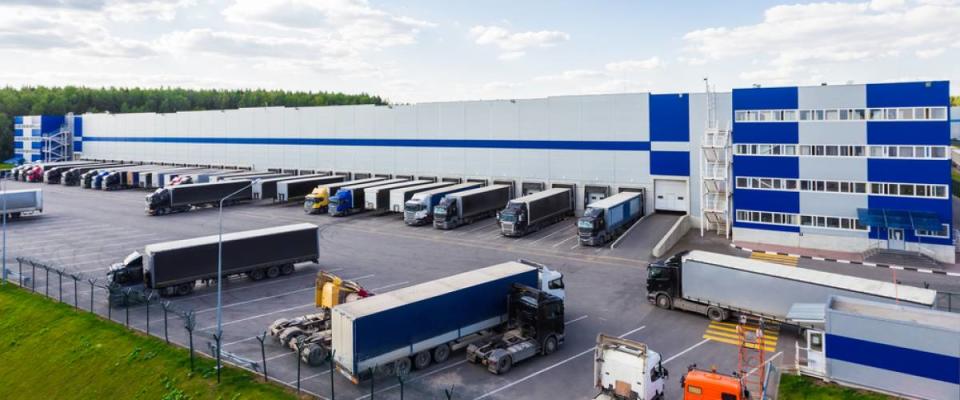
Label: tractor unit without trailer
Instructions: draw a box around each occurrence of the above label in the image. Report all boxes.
[145,180,253,216]
[61,163,124,186]
[434,184,512,230]
[331,260,565,383]
[42,162,99,184]
[592,334,668,400]
[0,189,43,218]
[403,181,484,226]
[647,250,938,323]
[363,180,429,214]
[498,188,573,237]
[280,175,356,204]
[252,174,328,200]
[328,178,407,216]
[578,191,645,246]
[465,282,566,375]
[269,271,372,366]
[107,223,319,305]
[23,161,90,182]
[302,177,384,214]
[388,181,455,213]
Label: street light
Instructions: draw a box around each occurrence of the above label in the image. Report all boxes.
[215,178,260,379]
[1,172,7,285]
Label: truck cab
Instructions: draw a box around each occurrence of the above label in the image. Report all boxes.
[593,334,668,400]
[578,207,606,245]
[107,251,144,287]
[145,188,170,215]
[497,202,526,236]
[646,252,684,308]
[328,190,351,216]
[681,366,749,400]
[433,196,457,228]
[403,197,430,225]
[304,187,332,214]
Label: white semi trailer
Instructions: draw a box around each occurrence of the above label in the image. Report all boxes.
[0,189,43,218]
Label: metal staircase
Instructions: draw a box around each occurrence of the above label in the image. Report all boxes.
[700,82,732,238]
[41,124,73,162]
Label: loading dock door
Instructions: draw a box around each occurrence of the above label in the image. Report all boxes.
[584,185,609,207]
[654,180,688,213]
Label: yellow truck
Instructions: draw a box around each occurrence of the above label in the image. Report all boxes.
[303,177,385,214]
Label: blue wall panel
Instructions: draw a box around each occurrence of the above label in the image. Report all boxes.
[732,86,798,110]
[650,93,689,142]
[13,116,22,124]
[867,195,952,245]
[867,121,949,145]
[826,334,960,384]
[733,155,798,178]
[732,122,798,144]
[650,151,689,176]
[866,81,950,108]
[73,116,83,137]
[867,159,950,185]
[40,115,64,132]
[734,188,800,213]
[732,220,800,233]
[13,141,22,149]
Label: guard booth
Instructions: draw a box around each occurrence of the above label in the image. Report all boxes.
[856,208,948,255]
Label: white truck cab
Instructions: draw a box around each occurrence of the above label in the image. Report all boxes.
[593,334,667,400]
[519,259,565,300]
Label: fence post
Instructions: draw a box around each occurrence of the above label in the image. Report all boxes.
[44,266,49,296]
[295,336,304,394]
[162,301,170,344]
[184,311,196,372]
[214,332,223,384]
[31,262,35,292]
[57,270,63,302]
[145,292,154,335]
[72,275,79,310]
[18,259,22,287]
[256,332,268,382]
[370,367,376,399]
[397,375,405,400]
[445,386,455,400]
[88,279,96,313]
[330,349,336,400]
[124,289,131,327]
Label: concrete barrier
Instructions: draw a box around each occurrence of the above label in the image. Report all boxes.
[651,214,689,258]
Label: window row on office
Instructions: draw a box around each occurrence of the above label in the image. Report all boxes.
[735,176,948,199]
[734,107,948,122]
[734,144,948,159]
[736,209,869,231]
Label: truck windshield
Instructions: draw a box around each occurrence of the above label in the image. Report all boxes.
[405,203,423,212]
[123,252,141,266]
[647,267,668,280]
[434,206,446,216]
[577,220,593,229]
[500,213,516,222]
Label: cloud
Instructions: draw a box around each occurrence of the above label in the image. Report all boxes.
[682,0,960,83]
[534,69,605,82]
[0,70,261,89]
[104,0,197,22]
[0,5,156,58]
[915,48,944,58]
[605,57,662,72]
[222,0,434,50]
[470,25,569,59]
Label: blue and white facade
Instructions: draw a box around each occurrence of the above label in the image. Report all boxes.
[13,114,80,162]
[731,82,953,262]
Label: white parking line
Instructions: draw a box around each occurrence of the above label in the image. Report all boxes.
[170,268,339,304]
[223,336,260,347]
[265,351,295,362]
[569,242,580,250]
[288,369,332,385]
[552,235,577,248]
[199,303,315,331]
[195,286,315,314]
[457,220,496,235]
[564,315,588,325]
[662,338,710,364]
[369,281,409,292]
[354,360,469,400]
[529,227,573,246]
[473,325,647,400]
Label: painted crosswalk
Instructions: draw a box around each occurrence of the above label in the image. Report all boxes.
[750,252,798,266]
[702,320,779,352]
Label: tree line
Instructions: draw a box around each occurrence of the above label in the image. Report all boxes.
[0,86,385,160]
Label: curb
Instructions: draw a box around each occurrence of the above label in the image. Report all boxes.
[729,243,960,277]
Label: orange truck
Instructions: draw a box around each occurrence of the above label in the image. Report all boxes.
[680,365,750,400]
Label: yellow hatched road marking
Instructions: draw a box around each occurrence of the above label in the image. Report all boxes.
[706,323,779,338]
[750,252,798,266]
[703,320,780,352]
[701,334,777,352]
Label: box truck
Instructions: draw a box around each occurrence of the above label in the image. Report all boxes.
[145,180,253,216]
[403,182,484,226]
[303,177,384,214]
[107,223,319,304]
[647,250,938,323]
[328,179,407,216]
[279,175,354,203]
[592,334,668,400]
[578,191,645,246]
[331,260,565,383]
[388,181,455,213]
[0,189,43,218]
[498,188,573,237]
[364,180,429,213]
[434,185,511,230]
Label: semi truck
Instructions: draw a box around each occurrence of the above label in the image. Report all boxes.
[498,188,573,237]
[403,182,484,225]
[279,175,353,203]
[328,179,407,217]
[592,334,668,400]
[0,189,43,218]
[269,271,372,366]
[647,250,938,323]
[302,177,383,214]
[388,181,455,213]
[465,283,566,375]
[363,180,429,213]
[434,184,511,230]
[331,260,566,383]
[578,191,645,246]
[23,161,89,182]
[62,163,124,186]
[680,366,749,400]
[252,174,328,200]
[107,223,319,303]
[42,162,97,184]
[145,180,253,216]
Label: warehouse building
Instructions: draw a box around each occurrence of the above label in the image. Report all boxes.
[17,81,954,262]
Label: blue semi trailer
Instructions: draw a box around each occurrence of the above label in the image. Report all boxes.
[577,191,644,246]
[331,260,566,383]
[328,179,406,217]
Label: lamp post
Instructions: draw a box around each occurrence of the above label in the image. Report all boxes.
[2,173,6,285]
[215,178,259,377]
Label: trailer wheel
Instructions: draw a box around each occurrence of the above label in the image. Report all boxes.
[655,294,672,310]
[707,306,727,322]
[266,266,281,279]
[248,269,266,281]
[175,283,193,296]
[413,350,432,370]
[495,356,512,375]
[542,336,558,355]
[301,344,328,367]
[432,344,451,363]
[280,264,295,275]
[392,357,412,377]
[279,327,304,348]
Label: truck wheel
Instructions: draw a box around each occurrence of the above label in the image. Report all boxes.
[495,356,512,375]
[175,283,193,296]
[393,357,412,377]
[301,344,328,367]
[432,344,451,363]
[280,264,295,275]
[655,294,672,310]
[266,266,281,279]
[279,327,304,348]
[413,350,432,370]
[248,269,266,281]
[707,307,727,322]
[542,336,558,355]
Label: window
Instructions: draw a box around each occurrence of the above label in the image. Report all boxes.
[870,109,884,120]
[885,109,897,120]
[825,146,839,156]
[825,109,839,120]
[898,108,913,120]
[801,215,813,226]
[931,147,946,158]
[784,110,797,121]
[930,107,947,120]
[899,146,914,158]
[869,146,884,157]
[854,183,866,193]
[785,180,797,190]
[852,109,866,120]
[799,110,811,120]
[736,177,748,188]
[800,145,812,156]
[917,224,950,238]
[721,394,737,400]
[784,145,797,155]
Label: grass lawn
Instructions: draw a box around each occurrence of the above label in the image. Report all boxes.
[779,374,893,400]
[0,163,13,171]
[0,284,299,400]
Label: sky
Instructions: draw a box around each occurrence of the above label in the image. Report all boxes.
[0,0,957,103]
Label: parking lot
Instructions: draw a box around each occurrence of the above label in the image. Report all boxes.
[3,180,957,400]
